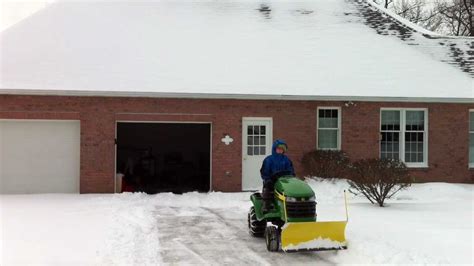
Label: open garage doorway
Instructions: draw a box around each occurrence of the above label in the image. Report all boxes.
[116,122,211,193]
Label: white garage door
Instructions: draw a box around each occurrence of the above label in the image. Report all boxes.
[0,120,80,194]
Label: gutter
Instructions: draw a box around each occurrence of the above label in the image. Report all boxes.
[1,88,473,103]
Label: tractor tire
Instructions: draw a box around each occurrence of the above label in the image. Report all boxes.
[248,207,265,237]
[265,225,280,252]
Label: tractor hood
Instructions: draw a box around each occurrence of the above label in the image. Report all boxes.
[275,177,315,198]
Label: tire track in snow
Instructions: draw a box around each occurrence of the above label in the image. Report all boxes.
[201,207,272,265]
[155,206,269,265]
[155,206,335,265]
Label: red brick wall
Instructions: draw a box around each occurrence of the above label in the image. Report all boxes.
[0,95,472,193]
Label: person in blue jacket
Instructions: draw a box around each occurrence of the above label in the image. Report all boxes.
[260,139,295,212]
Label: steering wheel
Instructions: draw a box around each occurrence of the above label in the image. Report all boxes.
[271,170,293,179]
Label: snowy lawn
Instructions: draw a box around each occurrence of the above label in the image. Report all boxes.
[1,179,472,265]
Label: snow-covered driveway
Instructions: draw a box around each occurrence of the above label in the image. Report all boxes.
[1,179,473,265]
[155,206,334,265]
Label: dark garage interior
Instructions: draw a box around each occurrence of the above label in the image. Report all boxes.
[116,122,211,193]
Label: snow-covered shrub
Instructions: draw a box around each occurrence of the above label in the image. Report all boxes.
[301,150,350,179]
[347,158,412,207]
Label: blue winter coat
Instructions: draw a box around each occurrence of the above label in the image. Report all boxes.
[260,139,295,181]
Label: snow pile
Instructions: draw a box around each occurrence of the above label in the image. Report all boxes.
[282,237,346,251]
[93,193,162,265]
[1,179,473,265]
[0,193,162,265]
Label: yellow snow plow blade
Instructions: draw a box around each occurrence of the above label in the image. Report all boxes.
[281,221,348,252]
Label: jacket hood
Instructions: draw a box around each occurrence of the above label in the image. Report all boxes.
[272,139,288,155]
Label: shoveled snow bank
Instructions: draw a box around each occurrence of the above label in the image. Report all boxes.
[1,179,473,265]
[0,193,162,265]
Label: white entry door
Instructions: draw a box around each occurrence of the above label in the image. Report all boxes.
[242,117,272,191]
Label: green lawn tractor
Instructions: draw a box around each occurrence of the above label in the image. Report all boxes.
[248,173,348,252]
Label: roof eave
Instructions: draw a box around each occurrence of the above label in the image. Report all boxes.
[0,88,472,103]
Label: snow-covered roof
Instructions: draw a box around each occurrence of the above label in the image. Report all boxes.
[0,0,473,102]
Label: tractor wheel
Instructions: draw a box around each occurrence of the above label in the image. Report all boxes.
[265,225,280,252]
[248,207,265,237]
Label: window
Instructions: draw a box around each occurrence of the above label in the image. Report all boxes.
[380,110,400,160]
[405,110,426,163]
[317,107,341,150]
[380,109,428,167]
[470,111,474,167]
[247,125,267,156]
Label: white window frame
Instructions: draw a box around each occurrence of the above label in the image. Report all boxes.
[469,110,474,168]
[317,107,342,150]
[380,108,429,168]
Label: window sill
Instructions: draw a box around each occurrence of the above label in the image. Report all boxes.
[406,164,429,169]
[469,164,474,169]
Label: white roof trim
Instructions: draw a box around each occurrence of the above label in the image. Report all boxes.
[1,88,473,103]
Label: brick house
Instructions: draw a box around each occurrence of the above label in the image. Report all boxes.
[0,0,473,194]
